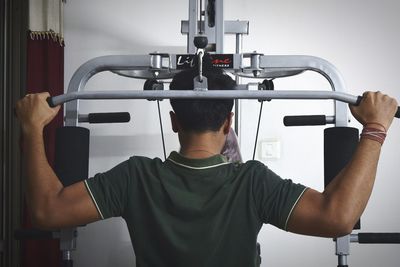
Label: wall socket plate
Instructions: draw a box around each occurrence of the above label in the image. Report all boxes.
[259,139,281,160]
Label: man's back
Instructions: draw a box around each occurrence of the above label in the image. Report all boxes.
[85,152,306,266]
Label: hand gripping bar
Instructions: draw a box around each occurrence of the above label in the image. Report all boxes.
[46,90,400,118]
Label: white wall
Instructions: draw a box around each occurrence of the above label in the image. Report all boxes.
[64,1,400,266]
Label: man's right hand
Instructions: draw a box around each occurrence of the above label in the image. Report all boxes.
[15,92,61,134]
[288,91,398,238]
[349,91,398,130]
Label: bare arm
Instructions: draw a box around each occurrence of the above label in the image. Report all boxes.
[287,91,398,237]
[17,93,100,229]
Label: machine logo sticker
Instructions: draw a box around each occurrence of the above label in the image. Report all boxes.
[211,55,233,68]
[177,55,196,68]
[176,54,234,69]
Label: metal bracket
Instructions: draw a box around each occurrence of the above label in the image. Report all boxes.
[335,235,350,266]
[193,76,208,91]
[59,228,77,260]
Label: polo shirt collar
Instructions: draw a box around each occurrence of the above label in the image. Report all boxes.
[167,151,230,170]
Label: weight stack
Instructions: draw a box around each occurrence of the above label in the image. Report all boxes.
[55,126,90,187]
[324,127,360,229]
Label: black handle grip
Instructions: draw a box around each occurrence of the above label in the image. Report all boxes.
[356,96,400,118]
[47,97,56,108]
[14,229,54,240]
[88,112,130,123]
[358,233,400,244]
[284,115,327,126]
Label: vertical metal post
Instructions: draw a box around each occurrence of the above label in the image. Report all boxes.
[186,0,227,54]
[0,1,5,263]
[336,235,350,267]
[335,101,349,127]
[60,228,77,267]
[234,33,242,137]
[338,255,348,267]
[188,0,198,53]
[215,0,224,53]
[1,0,27,266]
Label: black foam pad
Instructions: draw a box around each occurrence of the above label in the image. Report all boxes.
[324,127,359,186]
[324,127,360,229]
[55,127,90,187]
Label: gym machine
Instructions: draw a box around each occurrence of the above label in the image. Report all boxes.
[16,0,400,266]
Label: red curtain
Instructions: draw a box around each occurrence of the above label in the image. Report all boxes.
[21,32,64,267]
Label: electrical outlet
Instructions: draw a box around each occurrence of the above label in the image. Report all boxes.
[260,139,281,160]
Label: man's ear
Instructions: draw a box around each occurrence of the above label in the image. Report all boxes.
[222,112,234,135]
[170,111,179,133]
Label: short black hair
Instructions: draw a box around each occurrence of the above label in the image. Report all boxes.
[170,56,235,133]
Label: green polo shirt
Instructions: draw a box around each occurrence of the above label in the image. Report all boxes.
[84,152,307,267]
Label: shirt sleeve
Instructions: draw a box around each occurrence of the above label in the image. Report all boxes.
[252,162,307,230]
[84,159,132,219]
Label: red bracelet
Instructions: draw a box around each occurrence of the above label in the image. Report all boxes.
[360,127,387,145]
[364,122,387,132]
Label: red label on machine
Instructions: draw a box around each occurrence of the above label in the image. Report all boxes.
[176,54,234,69]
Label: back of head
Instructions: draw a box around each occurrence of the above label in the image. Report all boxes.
[170,55,236,133]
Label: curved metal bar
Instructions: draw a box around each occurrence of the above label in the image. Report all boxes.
[65,54,349,126]
[65,55,153,126]
[67,55,153,94]
[260,55,349,126]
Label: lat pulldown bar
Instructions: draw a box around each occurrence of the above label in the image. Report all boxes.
[47,90,400,119]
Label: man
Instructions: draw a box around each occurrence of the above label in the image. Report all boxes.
[16,65,398,266]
